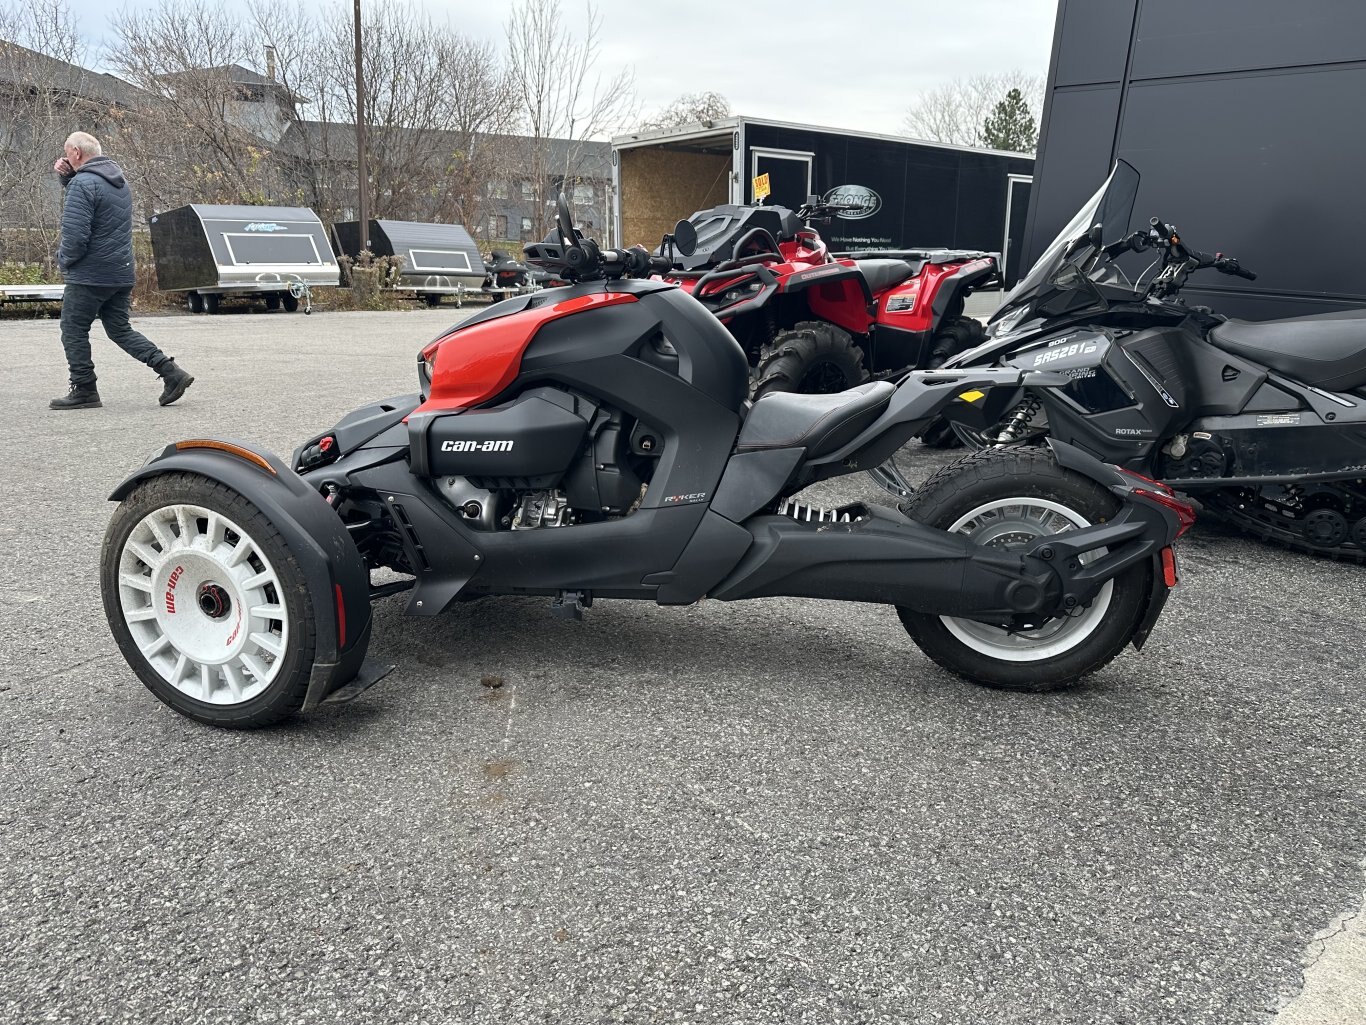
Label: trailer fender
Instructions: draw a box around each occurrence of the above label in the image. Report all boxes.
[109,440,372,709]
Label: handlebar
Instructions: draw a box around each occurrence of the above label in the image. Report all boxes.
[1098,217,1258,298]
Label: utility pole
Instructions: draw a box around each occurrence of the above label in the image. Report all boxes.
[352,0,368,249]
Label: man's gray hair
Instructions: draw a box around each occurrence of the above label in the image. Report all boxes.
[65,132,102,157]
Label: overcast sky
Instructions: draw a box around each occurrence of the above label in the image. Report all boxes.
[66,0,1059,137]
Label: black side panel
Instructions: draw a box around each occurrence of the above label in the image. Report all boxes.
[347,460,716,608]
[380,489,485,615]
[1180,339,1267,418]
[322,394,419,455]
[711,448,805,522]
[521,289,750,415]
[1242,381,1304,413]
[650,511,755,605]
[417,391,593,484]
[517,304,743,511]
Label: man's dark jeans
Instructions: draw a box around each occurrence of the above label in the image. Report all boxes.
[60,284,169,387]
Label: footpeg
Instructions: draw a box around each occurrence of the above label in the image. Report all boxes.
[551,590,593,621]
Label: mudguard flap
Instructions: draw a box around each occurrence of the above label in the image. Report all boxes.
[109,441,372,709]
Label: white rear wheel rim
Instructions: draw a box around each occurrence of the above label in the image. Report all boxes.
[939,497,1113,662]
[117,504,289,705]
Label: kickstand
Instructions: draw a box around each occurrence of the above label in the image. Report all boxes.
[550,590,592,621]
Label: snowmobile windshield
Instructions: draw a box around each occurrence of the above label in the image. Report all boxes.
[991,160,1140,326]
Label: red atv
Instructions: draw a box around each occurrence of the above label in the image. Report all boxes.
[659,199,1000,429]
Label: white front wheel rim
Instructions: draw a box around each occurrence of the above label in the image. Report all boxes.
[939,498,1113,662]
[118,504,289,705]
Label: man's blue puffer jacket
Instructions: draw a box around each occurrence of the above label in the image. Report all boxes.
[58,156,136,287]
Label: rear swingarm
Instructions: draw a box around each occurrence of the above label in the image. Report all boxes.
[711,500,1162,627]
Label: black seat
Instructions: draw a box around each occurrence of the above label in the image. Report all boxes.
[737,382,895,458]
[1208,310,1366,392]
[854,259,918,294]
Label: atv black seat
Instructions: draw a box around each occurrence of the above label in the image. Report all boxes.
[855,259,919,294]
[736,382,895,458]
[1208,310,1366,392]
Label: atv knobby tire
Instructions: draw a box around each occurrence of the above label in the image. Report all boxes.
[752,321,869,398]
[897,447,1153,692]
[928,316,986,368]
[101,472,318,728]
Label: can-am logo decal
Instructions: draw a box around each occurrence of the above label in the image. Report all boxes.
[244,222,287,232]
[822,185,882,220]
[164,564,184,614]
[441,440,514,452]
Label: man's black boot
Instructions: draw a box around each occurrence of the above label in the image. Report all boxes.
[50,383,102,410]
[156,360,194,406]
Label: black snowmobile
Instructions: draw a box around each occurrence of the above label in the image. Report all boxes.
[919,159,1366,561]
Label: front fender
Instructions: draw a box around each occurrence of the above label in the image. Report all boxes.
[109,440,372,709]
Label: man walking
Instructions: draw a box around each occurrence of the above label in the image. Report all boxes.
[50,131,194,410]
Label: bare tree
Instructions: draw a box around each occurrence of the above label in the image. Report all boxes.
[0,0,93,264]
[429,34,520,233]
[106,1,287,211]
[639,90,731,131]
[901,71,1045,151]
[260,1,520,228]
[504,0,636,239]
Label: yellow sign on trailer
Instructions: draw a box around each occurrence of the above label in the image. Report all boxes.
[752,172,771,203]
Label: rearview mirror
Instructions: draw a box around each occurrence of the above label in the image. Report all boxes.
[1088,223,1104,247]
[672,219,697,258]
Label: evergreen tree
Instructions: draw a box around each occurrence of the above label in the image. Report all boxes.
[979,88,1038,154]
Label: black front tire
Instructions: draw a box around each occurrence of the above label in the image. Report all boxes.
[424,292,443,307]
[282,292,300,313]
[101,472,319,728]
[187,291,204,314]
[752,321,869,398]
[202,292,220,314]
[265,294,282,311]
[897,448,1153,692]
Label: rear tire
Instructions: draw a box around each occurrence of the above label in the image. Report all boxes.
[202,292,220,315]
[424,292,443,307]
[897,447,1152,692]
[752,321,868,398]
[101,472,318,728]
[265,294,282,311]
[187,292,204,314]
[282,292,300,313]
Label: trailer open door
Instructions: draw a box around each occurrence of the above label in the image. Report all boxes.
[750,148,814,208]
[1001,174,1033,288]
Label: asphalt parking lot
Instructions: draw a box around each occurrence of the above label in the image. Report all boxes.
[3,304,1364,1024]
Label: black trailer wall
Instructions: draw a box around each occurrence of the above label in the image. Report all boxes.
[741,124,1033,270]
[1029,0,1366,319]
